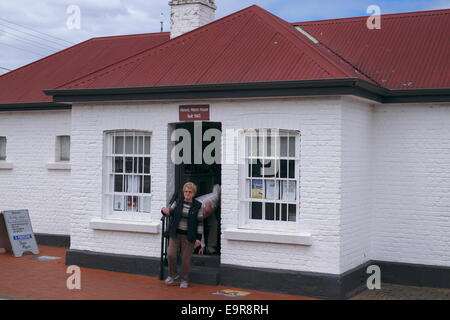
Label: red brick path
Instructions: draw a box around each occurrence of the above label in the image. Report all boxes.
[0,246,314,300]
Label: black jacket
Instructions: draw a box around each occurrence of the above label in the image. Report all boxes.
[163,198,203,243]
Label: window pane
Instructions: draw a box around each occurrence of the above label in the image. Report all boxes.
[114,136,124,154]
[135,136,144,154]
[113,157,123,173]
[251,136,258,157]
[279,160,287,178]
[250,202,262,220]
[281,181,296,201]
[288,160,295,178]
[266,136,272,157]
[289,137,295,157]
[125,136,133,154]
[281,204,287,221]
[265,203,275,220]
[59,136,70,161]
[144,136,151,155]
[125,157,133,173]
[265,180,278,200]
[141,197,151,213]
[143,176,151,194]
[280,137,288,157]
[261,159,276,177]
[125,175,140,193]
[250,159,262,178]
[127,196,138,211]
[288,204,296,222]
[134,157,143,174]
[114,175,123,192]
[250,179,263,199]
[0,137,6,160]
[276,203,280,220]
[144,158,150,174]
[113,195,124,211]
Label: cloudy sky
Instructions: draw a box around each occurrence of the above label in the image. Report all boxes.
[1,0,449,74]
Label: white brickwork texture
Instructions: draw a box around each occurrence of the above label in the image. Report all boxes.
[0,110,71,235]
[340,97,372,273]
[371,103,450,267]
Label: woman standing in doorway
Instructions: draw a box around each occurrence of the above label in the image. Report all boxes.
[161,182,212,288]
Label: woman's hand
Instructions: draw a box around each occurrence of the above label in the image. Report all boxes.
[162,207,170,215]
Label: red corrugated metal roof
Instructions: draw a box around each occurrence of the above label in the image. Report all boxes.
[295,9,450,89]
[0,32,169,104]
[57,5,370,90]
[1,5,449,106]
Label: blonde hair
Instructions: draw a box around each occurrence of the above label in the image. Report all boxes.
[183,182,197,195]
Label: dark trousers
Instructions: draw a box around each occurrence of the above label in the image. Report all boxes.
[167,233,195,282]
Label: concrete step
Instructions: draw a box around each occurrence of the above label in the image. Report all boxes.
[163,265,220,286]
[189,266,221,286]
[191,254,220,268]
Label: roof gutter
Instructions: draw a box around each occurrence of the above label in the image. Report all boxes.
[44,79,450,104]
[0,102,71,112]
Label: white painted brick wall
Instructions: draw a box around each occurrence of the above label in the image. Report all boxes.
[215,98,343,274]
[3,96,448,274]
[340,97,372,273]
[69,102,176,257]
[371,103,450,267]
[70,97,343,274]
[0,110,71,235]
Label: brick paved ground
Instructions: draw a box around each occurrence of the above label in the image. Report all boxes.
[1,246,448,300]
[350,284,450,300]
[0,246,312,300]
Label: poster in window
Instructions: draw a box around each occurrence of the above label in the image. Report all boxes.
[251,179,263,199]
[281,181,296,201]
[265,180,278,200]
[127,196,138,210]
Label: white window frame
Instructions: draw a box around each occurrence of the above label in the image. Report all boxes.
[103,130,152,221]
[238,129,301,232]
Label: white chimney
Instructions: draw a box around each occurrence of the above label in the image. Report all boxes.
[169,0,217,39]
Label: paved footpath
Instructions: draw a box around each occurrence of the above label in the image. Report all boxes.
[0,246,312,300]
[351,283,450,300]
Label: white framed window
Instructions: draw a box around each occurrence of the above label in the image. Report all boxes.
[103,130,152,220]
[0,136,6,160]
[56,135,70,161]
[239,129,300,231]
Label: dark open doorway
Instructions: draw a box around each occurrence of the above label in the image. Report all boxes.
[174,121,222,255]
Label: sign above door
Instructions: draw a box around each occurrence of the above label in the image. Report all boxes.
[179,105,210,121]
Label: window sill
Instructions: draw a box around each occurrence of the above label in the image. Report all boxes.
[223,228,312,246]
[89,218,160,234]
[46,162,71,170]
[0,162,13,170]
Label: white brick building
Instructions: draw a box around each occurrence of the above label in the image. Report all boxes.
[0,2,449,298]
